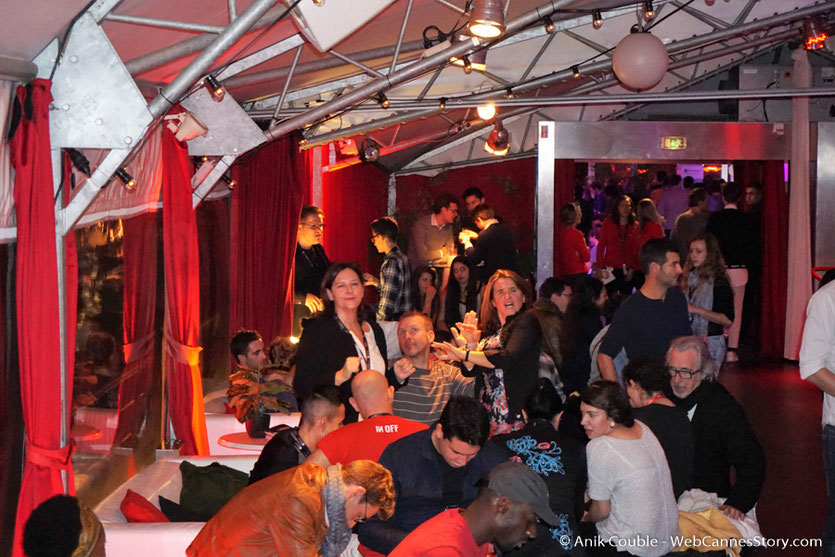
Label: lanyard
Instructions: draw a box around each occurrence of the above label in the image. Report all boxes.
[337,317,371,370]
[647,393,667,405]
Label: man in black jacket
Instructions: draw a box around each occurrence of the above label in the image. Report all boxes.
[459,204,518,283]
[667,336,765,521]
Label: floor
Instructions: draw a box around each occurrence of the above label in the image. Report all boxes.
[720,359,825,556]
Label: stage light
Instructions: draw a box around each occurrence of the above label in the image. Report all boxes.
[593,10,603,29]
[66,148,91,176]
[476,102,496,121]
[505,88,514,99]
[221,174,236,189]
[468,0,505,39]
[439,97,447,110]
[572,65,580,78]
[543,15,555,34]
[375,92,390,109]
[204,74,225,102]
[643,1,655,21]
[114,168,136,191]
[360,138,380,163]
[484,120,509,156]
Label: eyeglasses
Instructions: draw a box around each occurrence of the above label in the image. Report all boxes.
[370,233,381,242]
[356,499,369,524]
[667,365,700,379]
[300,222,325,231]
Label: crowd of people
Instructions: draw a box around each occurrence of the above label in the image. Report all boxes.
[178,183,770,556]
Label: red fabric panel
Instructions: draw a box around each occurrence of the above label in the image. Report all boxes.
[321,162,389,272]
[759,161,788,358]
[197,199,230,381]
[114,212,157,446]
[161,127,208,456]
[230,136,305,341]
[554,159,577,276]
[10,79,76,556]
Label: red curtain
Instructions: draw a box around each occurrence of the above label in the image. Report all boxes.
[197,199,230,381]
[113,213,158,447]
[231,136,305,343]
[10,79,78,556]
[553,159,577,276]
[759,161,789,358]
[161,127,208,456]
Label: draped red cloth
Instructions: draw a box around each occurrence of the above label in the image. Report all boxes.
[113,212,158,447]
[230,137,305,341]
[197,199,230,380]
[10,79,78,556]
[759,161,789,358]
[553,159,577,276]
[162,127,208,455]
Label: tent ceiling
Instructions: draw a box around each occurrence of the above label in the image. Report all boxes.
[1,0,833,175]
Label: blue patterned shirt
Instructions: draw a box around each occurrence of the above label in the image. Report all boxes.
[377,245,412,322]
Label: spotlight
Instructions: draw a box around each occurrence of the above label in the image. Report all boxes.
[643,1,655,21]
[476,102,496,121]
[439,97,447,110]
[204,74,225,102]
[462,56,473,74]
[505,88,514,99]
[65,148,91,176]
[804,17,828,50]
[572,65,580,78]
[543,15,555,33]
[221,174,236,189]
[484,120,509,156]
[450,33,488,73]
[376,92,391,109]
[312,0,325,5]
[114,168,136,191]
[360,138,380,163]
[593,10,603,29]
[468,0,505,39]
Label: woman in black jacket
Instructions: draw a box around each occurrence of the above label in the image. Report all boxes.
[434,269,541,436]
[295,261,399,423]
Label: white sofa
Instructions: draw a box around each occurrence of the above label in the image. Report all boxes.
[95,455,258,556]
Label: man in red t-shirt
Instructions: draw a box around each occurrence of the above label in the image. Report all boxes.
[308,370,428,466]
[389,461,559,556]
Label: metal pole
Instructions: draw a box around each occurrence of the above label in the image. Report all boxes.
[103,14,225,34]
[192,155,237,208]
[390,0,414,75]
[271,45,304,124]
[52,148,69,493]
[61,0,281,234]
[328,50,384,78]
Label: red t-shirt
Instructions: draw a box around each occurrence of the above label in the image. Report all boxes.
[317,415,428,465]
[556,226,590,276]
[389,509,490,557]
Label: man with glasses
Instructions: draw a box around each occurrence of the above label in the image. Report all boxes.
[364,216,412,322]
[667,336,765,522]
[293,205,330,337]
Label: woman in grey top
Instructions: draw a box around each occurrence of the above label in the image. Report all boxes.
[580,381,679,557]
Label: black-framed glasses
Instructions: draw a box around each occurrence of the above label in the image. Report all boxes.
[301,222,325,231]
[356,499,369,524]
[667,365,699,379]
[370,233,381,242]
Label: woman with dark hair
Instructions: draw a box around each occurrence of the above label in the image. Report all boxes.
[560,276,608,396]
[682,232,734,373]
[622,357,694,499]
[411,265,441,326]
[493,379,587,556]
[595,195,640,300]
[556,202,590,282]
[295,262,402,423]
[580,381,679,556]
[443,256,482,331]
[434,269,542,436]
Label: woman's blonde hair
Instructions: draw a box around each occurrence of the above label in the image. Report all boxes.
[342,460,396,520]
[636,198,663,227]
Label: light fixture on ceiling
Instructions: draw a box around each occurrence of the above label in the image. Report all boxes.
[376,92,391,109]
[204,74,225,102]
[803,17,828,50]
[572,65,580,78]
[593,10,603,29]
[312,0,325,5]
[468,0,505,39]
[360,137,380,163]
[163,111,209,142]
[450,32,488,73]
[643,0,655,22]
[484,120,509,156]
[543,15,555,33]
[476,102,496,121]
[505,88,514,99]
[114,168,136,191]
[221,174,237,189]
[439,97,447,110]
[66,148,91,177]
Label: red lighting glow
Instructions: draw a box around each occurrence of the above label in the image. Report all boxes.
[703,164,721,173]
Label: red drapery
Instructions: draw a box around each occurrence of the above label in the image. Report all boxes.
[759,161,789,358]
[10,79,78,556]
[553,159,577,276]
[197,199,230,380]
[113,212,158,447]
[162,127,208,456]
[231,136,305,342]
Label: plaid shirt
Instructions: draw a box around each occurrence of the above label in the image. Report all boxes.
[377,245,412,321]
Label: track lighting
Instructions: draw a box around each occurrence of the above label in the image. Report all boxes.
[468,0,505,39]
[476,102,496,121]
[643,1,655,21]
[484,120,509,156]
[114,168,136,191]
[593,10,603,29]
[204,74,225,102]
[543,16,555,34]
[572,65,580,78]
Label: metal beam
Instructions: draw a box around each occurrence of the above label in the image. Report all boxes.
[328,49,384,78]
[390,0,414,75]
[271,44,303,123]
[432,0,466,14]
[216,34,304,81]
[519,30,557,81]
[562,30,613,57]
[670,1,729,31]
[193,155,236,207]
[103,13,225,34]
[62,0,281,233]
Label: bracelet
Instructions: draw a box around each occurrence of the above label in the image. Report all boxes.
[465,350,470,362]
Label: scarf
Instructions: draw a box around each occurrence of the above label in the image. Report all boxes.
[320,464,353,557]
[686,270,714,337]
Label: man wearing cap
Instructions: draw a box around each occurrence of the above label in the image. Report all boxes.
[389,461,557,556]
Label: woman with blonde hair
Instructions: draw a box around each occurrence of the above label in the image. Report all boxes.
[434,269,542,436]
[682,233,734,372]
[636,198,665,250]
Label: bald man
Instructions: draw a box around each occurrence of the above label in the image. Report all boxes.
[307,370,428,467]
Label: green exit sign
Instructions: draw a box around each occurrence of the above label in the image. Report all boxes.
[660,136,687,150]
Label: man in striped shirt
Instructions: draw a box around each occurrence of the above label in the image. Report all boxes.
[365,217,412,322]
[392,311,474,424]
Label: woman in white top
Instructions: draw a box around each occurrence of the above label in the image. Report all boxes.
[580,380,679,557]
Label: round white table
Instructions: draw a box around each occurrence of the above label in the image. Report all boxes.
[217,432,270,451]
